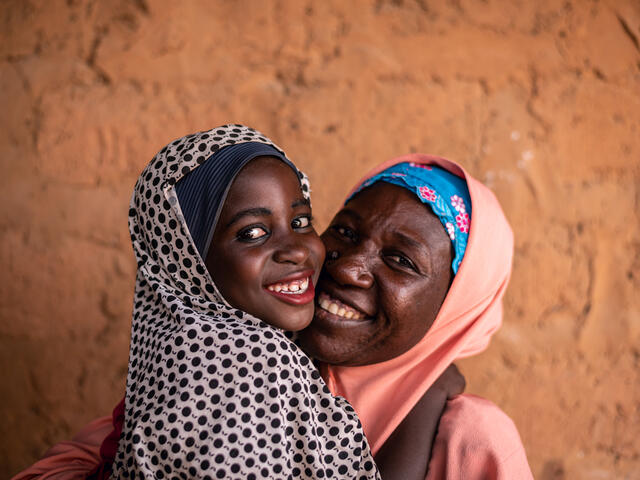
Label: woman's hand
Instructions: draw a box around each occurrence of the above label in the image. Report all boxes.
[374,364,466,480]
[431,363,466,399]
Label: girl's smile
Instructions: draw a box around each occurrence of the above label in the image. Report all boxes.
[264,269,315,305]
[206,156,325,331]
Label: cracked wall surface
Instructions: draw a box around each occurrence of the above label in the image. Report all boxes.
[1,0,639,478]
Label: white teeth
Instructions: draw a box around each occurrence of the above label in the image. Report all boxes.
[318,294,366,320]
[267,277,310,295]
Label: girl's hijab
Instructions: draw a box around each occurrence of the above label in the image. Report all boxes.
[174,141,306,260]
[115,125,379,479]
[323,154,514,455]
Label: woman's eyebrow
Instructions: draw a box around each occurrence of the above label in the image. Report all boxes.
[335,208,362,221]
[392,231,429,257]
[225,207,271,228]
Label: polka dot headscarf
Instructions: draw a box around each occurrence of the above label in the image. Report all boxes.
[113,125,380,480]
[174,141,306,261]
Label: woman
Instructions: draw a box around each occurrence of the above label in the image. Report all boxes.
[298,156,533,478]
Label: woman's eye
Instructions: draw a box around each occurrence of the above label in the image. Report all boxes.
[237,226,268,241]
[332,225,356,241]
[292,215,312,229]
[386,254,417,271]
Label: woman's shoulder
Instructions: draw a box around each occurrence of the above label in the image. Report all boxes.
[441,394,518,434]
[428,394,533,479]
[438,394,523,454]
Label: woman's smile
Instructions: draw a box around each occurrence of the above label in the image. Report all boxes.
[299,182,453,366]
[317,291,367,320]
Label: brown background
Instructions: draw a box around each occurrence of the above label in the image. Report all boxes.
[1,0,639,478]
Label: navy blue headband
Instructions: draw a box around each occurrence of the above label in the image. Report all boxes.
[175,142,299,260]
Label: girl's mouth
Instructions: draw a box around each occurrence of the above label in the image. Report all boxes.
[264,272,315,305]
[266,277,310,294]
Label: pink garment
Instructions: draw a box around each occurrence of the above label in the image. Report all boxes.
[11,416,111,480]
[323,154,532,478]
[427,395,532,479]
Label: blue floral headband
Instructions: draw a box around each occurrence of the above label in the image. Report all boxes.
[348,162,472,274]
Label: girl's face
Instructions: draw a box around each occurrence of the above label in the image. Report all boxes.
[206,156,325,331]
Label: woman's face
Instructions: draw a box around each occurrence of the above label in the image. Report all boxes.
[298,182,453,366]
[206,156,325,331]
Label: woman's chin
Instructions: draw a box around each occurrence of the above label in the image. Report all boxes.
[297,327,359,365]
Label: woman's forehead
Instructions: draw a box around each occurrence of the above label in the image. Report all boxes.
[337,183,448,248]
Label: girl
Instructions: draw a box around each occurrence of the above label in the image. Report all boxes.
[111,124,379,479]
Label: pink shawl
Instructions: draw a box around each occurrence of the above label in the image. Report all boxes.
[322,154,531,477]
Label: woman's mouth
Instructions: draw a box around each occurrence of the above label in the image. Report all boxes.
[264,272,315,305]
[316,292,367,320]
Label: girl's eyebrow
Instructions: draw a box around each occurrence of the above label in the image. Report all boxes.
[291,198,310,208]
[225,207,271,228]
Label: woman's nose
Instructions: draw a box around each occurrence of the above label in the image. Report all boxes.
[326,253,374,288]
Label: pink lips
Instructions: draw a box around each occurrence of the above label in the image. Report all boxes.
[264,270,315,306]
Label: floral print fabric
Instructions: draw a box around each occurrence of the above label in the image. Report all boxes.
[348,162,472,274]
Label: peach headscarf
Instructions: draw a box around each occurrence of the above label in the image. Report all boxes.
[323,154,514,455]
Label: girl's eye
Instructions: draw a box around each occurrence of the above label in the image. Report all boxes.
[292,215,312,229]
[386,253,418,272]
[237,226,268,241]
[331,225,357,241]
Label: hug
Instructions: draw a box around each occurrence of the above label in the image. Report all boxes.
[14,124,532,480]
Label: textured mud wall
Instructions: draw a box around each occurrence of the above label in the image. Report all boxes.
[1,0,639,478]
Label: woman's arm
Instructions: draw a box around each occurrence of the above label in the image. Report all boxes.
[374,364,465,480]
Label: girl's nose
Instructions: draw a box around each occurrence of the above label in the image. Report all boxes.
[273,237,310,265]
[326,253,374,289]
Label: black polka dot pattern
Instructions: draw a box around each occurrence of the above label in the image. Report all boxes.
[112,125,379,479]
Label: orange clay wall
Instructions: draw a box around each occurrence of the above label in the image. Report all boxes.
[1,1,639,478]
